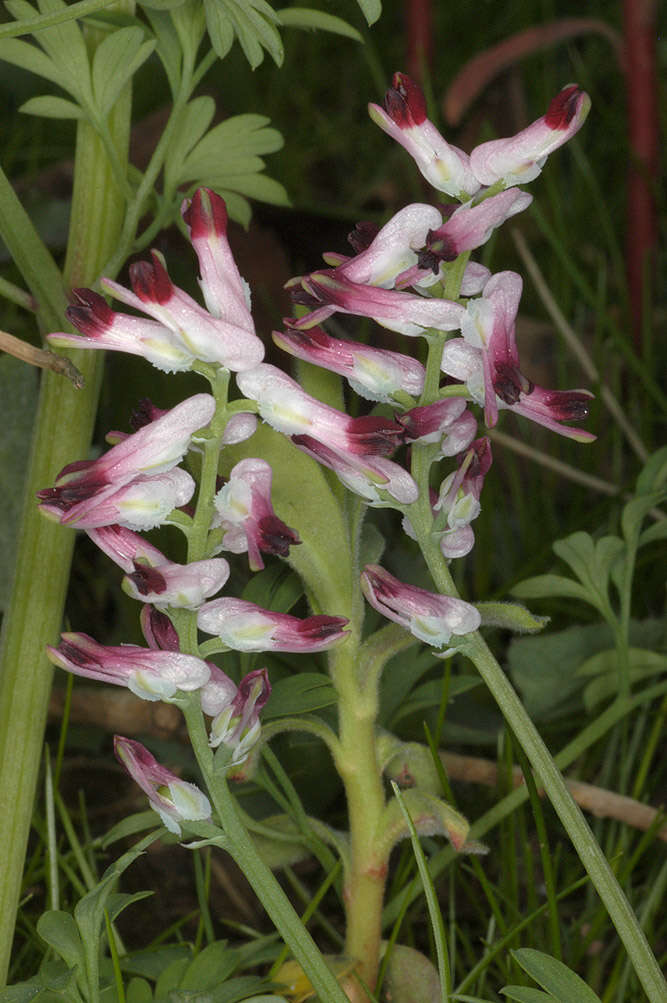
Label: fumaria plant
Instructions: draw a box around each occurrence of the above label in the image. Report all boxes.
[0,3,664,1003]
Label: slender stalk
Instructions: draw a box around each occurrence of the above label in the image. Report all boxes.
[0,17,132,984]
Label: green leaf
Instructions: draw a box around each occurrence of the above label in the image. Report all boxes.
[638,518,667,548]
[205,172,288,205]
[502,989,553,1002]
[155,957,191,998]
[92,27,155,118]
[0,356,38,611]
[263,673,337,720]
[507,623,614,719]
[125,978,153,1003]
[511,948,603,1002]
[477,601,549,634]
[36,911,84,970]
[241,562,304,613]
[19,94,82,118]
[105,890,154,923]
[390,675,482,725]
[510,574,591,605]
[6,0,93,109]
[142,7,182,95]
[203,0,235,59]
[0,988,43,1003]
[580,647,667,709]
[621,490,667,548]
[204,0,283,69]
[636,445,667,495]
[355,0,382,25]
[120,946,191,981]
[163,96,216,193]
[275,8,362,41]
[101,813,163,848]
[0,38,63,87]
[179,940,238,990]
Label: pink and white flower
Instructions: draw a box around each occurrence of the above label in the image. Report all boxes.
[236,364,405,453]
[360,564,480,648]
[87,525,230,608]
[292,434,419,506]
[273,325,425,403]
[47,632,210,701]
[212,457,301,571]
[470,85,591,188]
[114,737,211,835]
[368,72,480,199]
[37,394,214,527]
[207,667,271,763]
[434,438,492,558]
[197,598,349,652]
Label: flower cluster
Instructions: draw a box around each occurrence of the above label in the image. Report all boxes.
[41,74,595,829]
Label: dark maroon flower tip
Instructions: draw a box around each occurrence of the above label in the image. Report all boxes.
[465,437,493,478]
[298,615,349,640]
[66,288,114,334]
[130,253,173,305]
[257,515,301,557]
[384,71,427,127]
[545,85,582,130]
[493,363,531,406]
[236,667,271,709]
[57,637,99,669]
[130,398,167,432]
[348,220,381,253]
[127,563,168,596]
[538,389,592,421]
[141,605,180,651]
[288,286,319,308]
[183,187,228,240]
[346,414,405,456]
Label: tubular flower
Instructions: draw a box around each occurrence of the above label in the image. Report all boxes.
[434,438,492,559]
[360,565,481,649]
[470,85,591,188]
[292,434,419,506]
[396,398,470,448]
[37,394,214,527]
[49,189,264,373]
[415,189,533,273]
[114,737,211,836]
[273,325,425,403]
[236,364,405,454]
[442,272,595,440]
[50,288,197,373]
[212,457,301,571]
[47,632,210,702]
[87,525,230,608]
[140,604,180,651]
[197,598,349,653]
[38,468,195,531]
[208,668,271,763]
[368,72,480,199]
[324,203,443,288]
[291,271,465,338]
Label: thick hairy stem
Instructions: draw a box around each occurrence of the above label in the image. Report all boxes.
[0,24,132,984]
[332,641,387,995]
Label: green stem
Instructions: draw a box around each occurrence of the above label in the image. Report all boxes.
[0,20,132,985]
[182,704,350,1003]
[331,638,388,995]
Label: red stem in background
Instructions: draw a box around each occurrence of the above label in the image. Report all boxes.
[405,0,433,83]
[622,0,658,352]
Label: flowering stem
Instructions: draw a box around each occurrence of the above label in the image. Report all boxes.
[0,17,133,983]
[181,703,350,1003]
[414,523,665,1001]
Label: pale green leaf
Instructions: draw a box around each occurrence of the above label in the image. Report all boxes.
[36,911,84,970]
[143,7,182,95]
[355,0,382,25]
[263,673,337,719]
[19,93,82,118]
[0,38,63,88]
[511,948,603,1003]
[276,7,362,41]
[163,95,216,193]
[477,601,549,634]
[203,0,235,59]
[511,574,591,604]
[92,27,155,118]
